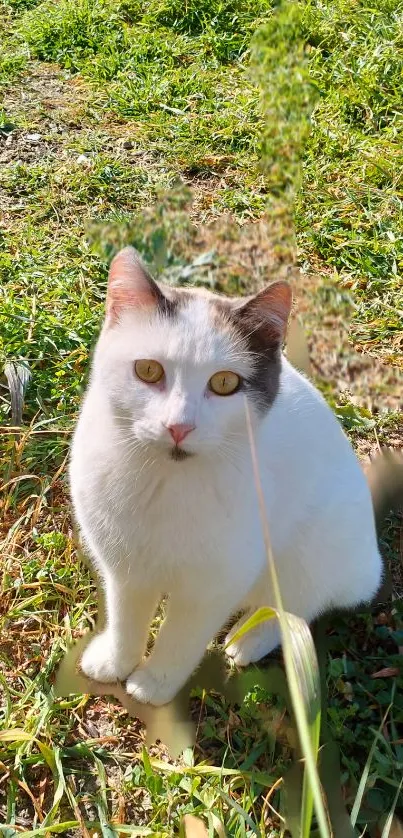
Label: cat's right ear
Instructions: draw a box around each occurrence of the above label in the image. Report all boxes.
[106,246,166,325]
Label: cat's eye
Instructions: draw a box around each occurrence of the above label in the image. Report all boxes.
[135,359,164,384]
[209,371,241,396]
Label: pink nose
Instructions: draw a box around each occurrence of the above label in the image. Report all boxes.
[167,423,195,445]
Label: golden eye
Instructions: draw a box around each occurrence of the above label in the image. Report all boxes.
[209,371,241,396]
[134,359,164,384]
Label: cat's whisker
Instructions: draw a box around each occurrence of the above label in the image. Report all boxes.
[216,445,244,472]
[132,455,159,486]
[110,438,145,450]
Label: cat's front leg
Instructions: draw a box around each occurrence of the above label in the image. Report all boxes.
[126,590,234,706]
[80,573,158,684]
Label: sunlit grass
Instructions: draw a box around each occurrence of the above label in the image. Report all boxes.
[1,0,402,833]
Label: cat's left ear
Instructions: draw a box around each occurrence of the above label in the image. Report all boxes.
[236,281,292,346]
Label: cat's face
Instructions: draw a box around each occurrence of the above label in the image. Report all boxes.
[93,247,292,461]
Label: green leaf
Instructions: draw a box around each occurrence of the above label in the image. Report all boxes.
[0,729,34,742]
[36,741,57,773]
[335,402,375,431]
[142,745,153,778]
[223,606,277,649]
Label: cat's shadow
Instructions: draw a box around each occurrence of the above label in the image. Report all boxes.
[54,617,377,836]
[54,634,289,758]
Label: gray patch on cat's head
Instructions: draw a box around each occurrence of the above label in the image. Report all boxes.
[158,283,213,317]
[144,268,291,413]
[209,283,292,413]
[157,284,189,319]
[156,278,291,413]
[154,286,179,319]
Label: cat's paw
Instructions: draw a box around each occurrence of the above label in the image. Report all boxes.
[126,664,180,706]
[225,622,280,667]
[80,632,136,683]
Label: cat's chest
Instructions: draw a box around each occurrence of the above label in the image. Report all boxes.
[109,460,261,566]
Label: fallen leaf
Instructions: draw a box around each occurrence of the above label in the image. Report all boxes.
[371,667,399,679]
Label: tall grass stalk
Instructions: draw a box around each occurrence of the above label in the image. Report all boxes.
[244,398,330,838]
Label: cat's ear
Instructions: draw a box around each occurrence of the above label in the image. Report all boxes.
[106,246,166,324]
[236,281,292,346]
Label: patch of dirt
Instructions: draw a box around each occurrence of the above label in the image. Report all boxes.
[1,62,88,161]
[0,61,177,229]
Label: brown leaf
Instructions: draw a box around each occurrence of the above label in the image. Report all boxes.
[228,709,241,728]
[371,667,399,679]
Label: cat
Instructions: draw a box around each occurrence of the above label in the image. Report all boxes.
[69,246,383,706]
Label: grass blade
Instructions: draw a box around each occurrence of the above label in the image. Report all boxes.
[93,753,119,838]
[244,398,329,838]
[40,746,66,829]
[223,606,277,649]
[350,705,392,828]
[381,782,403,838]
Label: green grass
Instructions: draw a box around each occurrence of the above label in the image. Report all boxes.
[296,0,403,362]
[1,0,403,834]
[0,2,28,86]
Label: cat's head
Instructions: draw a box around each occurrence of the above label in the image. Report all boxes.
[93,247,292,461]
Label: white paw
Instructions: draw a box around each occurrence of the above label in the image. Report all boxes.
[80,632,137,683]
[225,622,280,667]
[126,664,181,706]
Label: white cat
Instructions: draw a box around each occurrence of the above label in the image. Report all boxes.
[69,246,382,706]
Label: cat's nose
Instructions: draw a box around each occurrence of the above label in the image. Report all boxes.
[166,423,195,445]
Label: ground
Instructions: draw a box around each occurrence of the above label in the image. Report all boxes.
[0,1,402,836]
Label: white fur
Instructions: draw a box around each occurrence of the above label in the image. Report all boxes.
[70,294,382,705]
